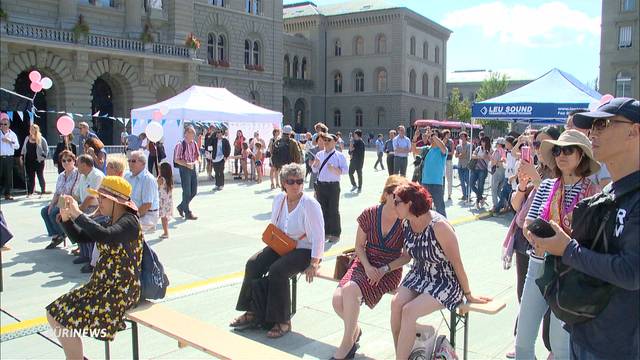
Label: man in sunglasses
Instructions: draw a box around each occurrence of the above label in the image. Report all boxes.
[533,97,640,359]
[0,114,19,200]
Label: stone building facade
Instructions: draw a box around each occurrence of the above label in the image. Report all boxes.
[599,0,639,99]
[282,1,451,136]
[0,0,283,144]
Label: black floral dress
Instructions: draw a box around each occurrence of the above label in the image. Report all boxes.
[47,212,143,341]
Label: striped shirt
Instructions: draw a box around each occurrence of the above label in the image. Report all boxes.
[174,140,199,162]
[526,178,585,221]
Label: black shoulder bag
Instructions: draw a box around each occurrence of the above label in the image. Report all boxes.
[313,151,335,192]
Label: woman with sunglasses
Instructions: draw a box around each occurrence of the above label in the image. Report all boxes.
[230,163,324,338]
[41,150,79,250]
[390,182,490,360]
[514,130,601,360]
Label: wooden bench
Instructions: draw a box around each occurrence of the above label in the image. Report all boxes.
[309,261,506,360]
[106,300,298,360]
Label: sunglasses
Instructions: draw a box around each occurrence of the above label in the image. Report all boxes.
[532,141,541,149]
[591,118,634,132]
[61,159,74,163]
[285,179,304,185]
[551,145,578,157]
[393,194,405,207]
[128,159,138,163]
[0,123,9,127]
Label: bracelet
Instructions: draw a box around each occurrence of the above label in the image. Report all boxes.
[463,291,471,296]
[517,187,527,193]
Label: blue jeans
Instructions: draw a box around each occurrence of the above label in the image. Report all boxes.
[495,182,513,212]
[40,205,64,237]
[178,166,198,215]
[515,256,570,360]
[469,169,488,203]
[457,167,470,198]
[424,183,446,218]
[570,339,602,360]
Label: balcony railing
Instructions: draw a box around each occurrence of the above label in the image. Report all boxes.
[4,21,191,59]
[284,77,314,89]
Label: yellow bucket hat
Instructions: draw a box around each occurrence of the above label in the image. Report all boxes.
[87,176,138,212]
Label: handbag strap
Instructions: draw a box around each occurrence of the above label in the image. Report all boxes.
[274,196,307,241]
[318,151,336,177]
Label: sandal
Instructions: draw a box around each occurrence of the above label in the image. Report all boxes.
[266,322,291,338]
[229,312,255,328]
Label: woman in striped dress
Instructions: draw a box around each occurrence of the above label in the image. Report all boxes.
[331,175,410,360]
[391,183,490,360]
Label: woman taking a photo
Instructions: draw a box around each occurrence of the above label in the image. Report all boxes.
[332,175,410,360]
[20,124,49,197]
[83,137,107,175]
[53,133,77,173]
[390,183,489,360]
[515,130,600,359]
[469,136,492,209]
[46,176,143,359]
[230,163,324,338]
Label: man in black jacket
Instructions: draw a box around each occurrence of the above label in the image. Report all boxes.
[348,129,365,192]
[210,129,231,191]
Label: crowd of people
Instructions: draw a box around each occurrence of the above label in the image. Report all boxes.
[0,96,638,359]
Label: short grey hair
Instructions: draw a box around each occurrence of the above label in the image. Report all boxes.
[130,150,147,165]
[279,163,305,189]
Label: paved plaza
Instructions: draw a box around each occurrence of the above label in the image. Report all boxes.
[0,151,552,359]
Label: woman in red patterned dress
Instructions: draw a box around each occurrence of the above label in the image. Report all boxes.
[331,175,411,359]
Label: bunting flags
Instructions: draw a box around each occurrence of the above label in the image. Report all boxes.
[28,111,34,124]
[17,111,24,121]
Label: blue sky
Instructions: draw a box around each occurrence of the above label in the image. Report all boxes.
[283,0,602,85]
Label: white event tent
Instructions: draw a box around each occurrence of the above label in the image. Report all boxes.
[131,86,282,176]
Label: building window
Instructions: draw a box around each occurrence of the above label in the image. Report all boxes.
[245,0,252,13]
[622,0,636,11]
[284,55,290,77]
[217,35,226,61]
[434,111,439,120]
[377,108,385,126]
[207,33,216,63]
[209,0,224,6]
[146,0,163,10]
[334,40,342,56]
[616,71,632,97]
[244,40,251,65]
[410,36,416,55]
[376,34,386,53]
[253,41,260,65]
[619,26,633,48]
[250,91,260,105]
[410,108,416,123]
[301,58,308,80]
[355,108,363,127]
[433,76,440,98]
[422,109,428,119]
[435,46,440,64]
[254,0,261,15]
[334,109,342,127]
[334,72,343,93]
[376,69,387,92]
[354,36,364,55]
[423,41,428,60]
[409,70,416,93]
[355,71,364,92]
[293,56,299,78]
[85,0,116,7]
[422,73,428,96]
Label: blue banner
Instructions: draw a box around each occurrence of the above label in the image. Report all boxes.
[472,102,589,120]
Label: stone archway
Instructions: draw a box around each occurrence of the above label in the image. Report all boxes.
[155,86,176,102]
[293,98,307,133]
[282,97,292,126]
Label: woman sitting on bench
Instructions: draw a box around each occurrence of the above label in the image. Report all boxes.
[390,183,490,360]
[332,175,410,360]
[230,163,325,338]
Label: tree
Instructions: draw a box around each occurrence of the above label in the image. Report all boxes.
[446,88,471,122]
[475,72,509,131]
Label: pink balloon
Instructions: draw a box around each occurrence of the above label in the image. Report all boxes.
[30,81,43,93]
[152,110,163,121]
[600,94,614,105]
[56,116,75,136]
[29,70,42,83]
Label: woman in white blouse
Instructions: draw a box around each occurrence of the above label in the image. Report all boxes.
[41,150,79,249]
[230,163,325,338]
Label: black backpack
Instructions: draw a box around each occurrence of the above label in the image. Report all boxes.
[271,138,292,168]
[139,241,170,301]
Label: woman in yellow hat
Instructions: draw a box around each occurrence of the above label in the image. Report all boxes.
[46,176,143,358]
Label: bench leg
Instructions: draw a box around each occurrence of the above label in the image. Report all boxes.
[463,313,469,360]
[449,310,457,347]
[104,341,111,360]
[131,321,139,360]
[291,275,297,316]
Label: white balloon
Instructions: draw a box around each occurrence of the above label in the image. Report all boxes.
[41,77,53,90]
[159,105,169,116]
[145,122,164,143]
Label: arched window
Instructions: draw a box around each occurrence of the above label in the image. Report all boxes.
[245,0,252,13]
[301,58,308,80]
[334,109,342,127]
[253,41,260,65]
[377,108,385,126]
[422,109,428,119]
[423,41,428,60]
[433,76,440,98]
[616,71,632,97]
[409,70,416,93]
[435,46,440,64]
[355,71,364,92]
[355,108,363,127]
[334,39,342,56]
[410,108,416,123]
[354,36,364,55]
[422,73,428,96]
[410,36,416,55]
[244,40,251,65]
[207,33,215,63]
[292,56,299,79]
[250,91,260,105]
[334,72,343,93]
[217,34,226,61]
[376,69,387,92]
[434,111,439,120]
[376,34,387,53]
[254,0,261,15]
[284,55,290,77]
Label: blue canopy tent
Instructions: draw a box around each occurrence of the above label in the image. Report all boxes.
[471,68,602,128]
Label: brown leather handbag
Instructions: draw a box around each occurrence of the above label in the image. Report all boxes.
[261,197,304,256]
[333,248,357,280]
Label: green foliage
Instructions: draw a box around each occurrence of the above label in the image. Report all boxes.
[476,72,509,131]
[72,15,90,37]
[0,8,8,21]
[140,21,154,44]
[446,88,471,122]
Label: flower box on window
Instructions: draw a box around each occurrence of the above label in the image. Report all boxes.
[208,58,218,66]
[245,64,255,70]
[218,60,230,68]
[254,64,264,72]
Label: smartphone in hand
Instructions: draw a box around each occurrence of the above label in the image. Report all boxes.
[527,218,556,238]
[521,145,531,163]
